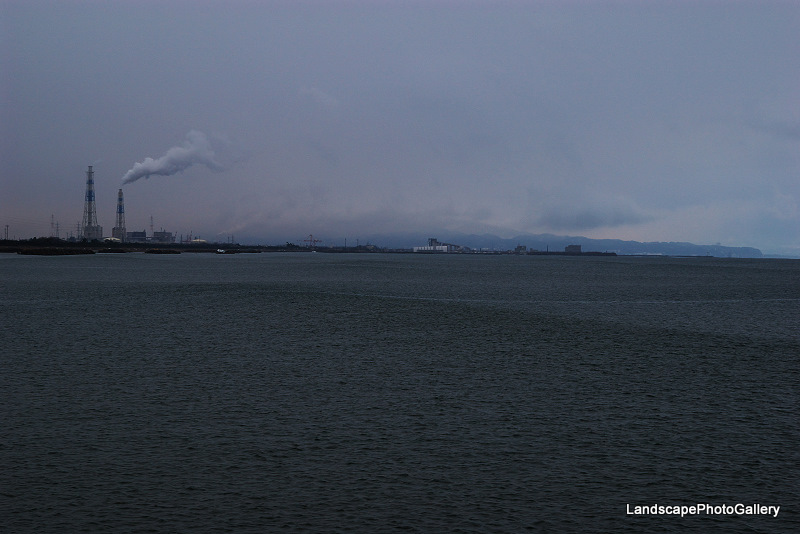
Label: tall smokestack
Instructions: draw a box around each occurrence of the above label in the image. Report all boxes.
[112,188,126,241]
[81,165,103,241]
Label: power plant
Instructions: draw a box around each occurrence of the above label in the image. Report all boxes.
[77,165,174,243]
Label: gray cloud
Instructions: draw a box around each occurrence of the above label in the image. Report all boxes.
[300,87,340,110]
[2,1,799,253]
[749,119,800,140]
[535,201,653,232]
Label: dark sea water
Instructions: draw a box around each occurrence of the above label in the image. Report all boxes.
[2,252,798,533]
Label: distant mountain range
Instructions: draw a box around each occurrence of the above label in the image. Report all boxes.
[352,232,764,258]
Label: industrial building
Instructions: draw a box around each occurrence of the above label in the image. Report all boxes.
[125,231,147,243]
[122,230,174,243]
[152,230,175,243]
[413,238,468,253]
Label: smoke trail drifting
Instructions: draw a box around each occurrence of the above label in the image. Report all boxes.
[122,130,223,184]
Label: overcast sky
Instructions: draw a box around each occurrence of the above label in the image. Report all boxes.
[2,0,798,252]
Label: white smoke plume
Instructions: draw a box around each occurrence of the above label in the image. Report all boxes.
[122,130,224,184]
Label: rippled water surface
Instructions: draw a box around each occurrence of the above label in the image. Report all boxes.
[2,253,798,533]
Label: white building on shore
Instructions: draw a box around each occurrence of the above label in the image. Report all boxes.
[413,238,466,253]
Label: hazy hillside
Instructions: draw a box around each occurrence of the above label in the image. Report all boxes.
[352,232,764,258]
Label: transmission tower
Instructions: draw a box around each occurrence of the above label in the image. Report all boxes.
[81,166,103,240]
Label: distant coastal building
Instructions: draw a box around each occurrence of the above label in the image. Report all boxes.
[413,238,467,253]
[152,230,175,243]
[126,231,147,243]
[123,229,175,243]
[565,244,582,254]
